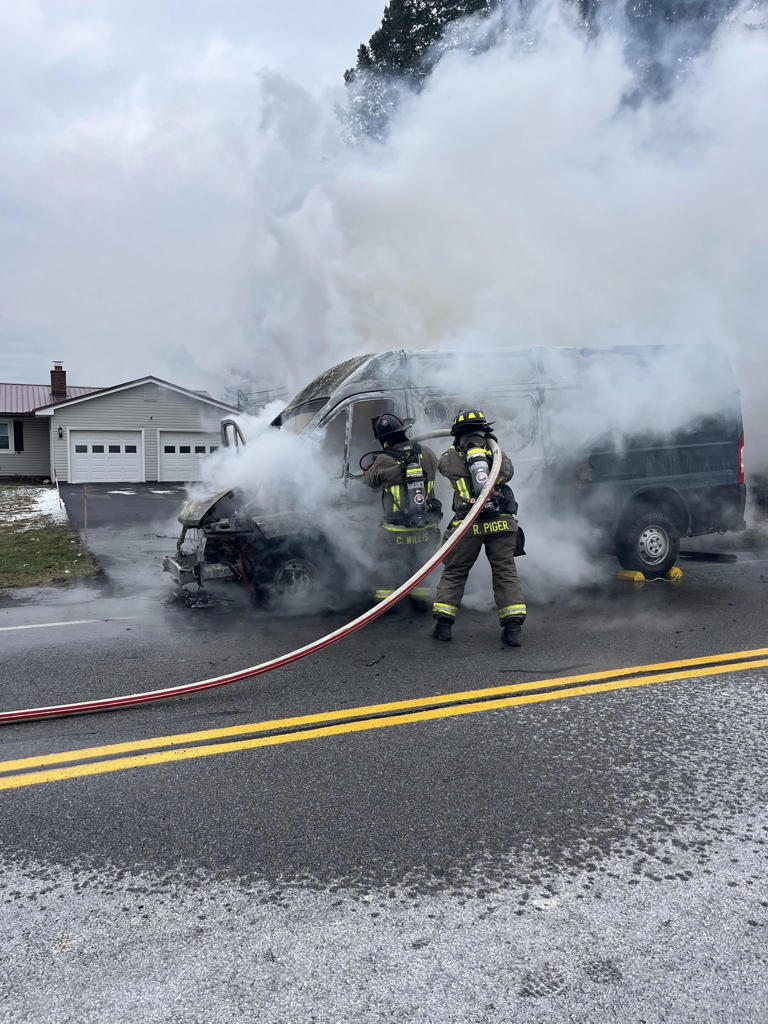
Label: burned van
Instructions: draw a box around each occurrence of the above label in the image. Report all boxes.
[164,345,746,601]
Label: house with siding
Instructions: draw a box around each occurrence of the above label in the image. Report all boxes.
[0,362,239,483]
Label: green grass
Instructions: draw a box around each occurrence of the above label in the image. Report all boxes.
[0,487,100,589]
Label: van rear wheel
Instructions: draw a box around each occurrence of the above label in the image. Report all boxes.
[615,510,680,579]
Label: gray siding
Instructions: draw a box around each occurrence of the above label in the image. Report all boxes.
[0,417,50,478]
[49,382,229,482]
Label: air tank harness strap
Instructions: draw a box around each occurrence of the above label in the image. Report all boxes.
[385,482,405,513]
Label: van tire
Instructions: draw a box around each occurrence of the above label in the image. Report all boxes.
[615,510,680,579]
[251,542,327,613]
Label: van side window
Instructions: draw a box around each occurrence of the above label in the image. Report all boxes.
[491,398,537,453]
[320,410,347,477]
[348,399,395,476]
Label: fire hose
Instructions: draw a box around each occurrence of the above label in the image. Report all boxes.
[0,432,502,726]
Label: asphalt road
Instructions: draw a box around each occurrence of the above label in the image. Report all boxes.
[1,487,767,1023]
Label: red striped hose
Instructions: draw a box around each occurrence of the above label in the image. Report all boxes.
[0,436,501,725]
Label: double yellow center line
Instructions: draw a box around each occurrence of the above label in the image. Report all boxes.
[2,647,767,791]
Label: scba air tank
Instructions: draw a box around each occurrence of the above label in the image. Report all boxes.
[465,446,491,498]
[405,460,427,528]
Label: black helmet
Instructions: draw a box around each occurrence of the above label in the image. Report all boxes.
[373,413,413,445]
[451,408,491,436]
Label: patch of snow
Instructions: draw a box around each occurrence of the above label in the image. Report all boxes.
[0,486,69,526]
[34,487,69,524]
[108,490,136,495]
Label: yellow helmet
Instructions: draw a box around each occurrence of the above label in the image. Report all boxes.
[451,408,490,436]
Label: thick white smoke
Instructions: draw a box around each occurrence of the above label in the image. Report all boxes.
[248,1,768,470]
[193,404,382,608]
[179,1,768,609]
[221,1,767,603]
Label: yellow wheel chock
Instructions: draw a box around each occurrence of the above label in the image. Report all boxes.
[617,566,684,584]
[617,570,646,583]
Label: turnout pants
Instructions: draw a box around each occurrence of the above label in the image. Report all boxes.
[433,516,526,625]
[375,522,440,604]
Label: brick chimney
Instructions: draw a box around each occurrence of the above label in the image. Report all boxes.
[50,361,67,396]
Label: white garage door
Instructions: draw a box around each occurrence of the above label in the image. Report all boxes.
[158,431,220,482]
[69,431,143,483]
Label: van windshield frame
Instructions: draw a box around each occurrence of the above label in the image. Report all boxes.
[276,398,328,434]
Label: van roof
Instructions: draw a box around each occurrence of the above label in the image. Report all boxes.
[277,343,738,418]
[279,354,373,418]
[279,349,541,416]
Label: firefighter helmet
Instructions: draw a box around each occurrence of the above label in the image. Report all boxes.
[373,413,413,444]
[451,408,491,436]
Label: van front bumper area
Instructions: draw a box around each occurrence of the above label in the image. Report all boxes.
[163,554,235,587]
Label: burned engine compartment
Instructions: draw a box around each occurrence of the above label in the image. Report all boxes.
[163,487,343,607]
[163,490,258,587]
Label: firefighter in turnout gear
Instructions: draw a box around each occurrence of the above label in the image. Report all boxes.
[432,409,527,645]
[362,413,442,611]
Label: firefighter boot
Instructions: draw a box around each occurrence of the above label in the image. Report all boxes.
[501,621,522,647]
[432,618,453,642]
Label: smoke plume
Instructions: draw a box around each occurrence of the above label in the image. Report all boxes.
[188,1,768,607]
[247,1,767,471]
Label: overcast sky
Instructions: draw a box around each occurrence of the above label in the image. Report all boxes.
[0,0,385,391]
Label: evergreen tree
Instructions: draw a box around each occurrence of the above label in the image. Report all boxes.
[344,0,739,135]
[344,1,502,138]
[346,0,500,86]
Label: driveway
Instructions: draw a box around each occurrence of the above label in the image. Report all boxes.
[59,483,188,594]
[58,482,187,530]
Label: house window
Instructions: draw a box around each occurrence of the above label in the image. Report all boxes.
[209,445,218,453]
[74,444,88,453]
[108,445,120,453]
[0,423,9,451]
[125,445,137,454]
[194,445,206,454]
[164,445,176,454]
[179,445,191,454]
[92,445,104,453]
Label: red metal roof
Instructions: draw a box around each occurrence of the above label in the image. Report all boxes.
[0,383,103,415]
